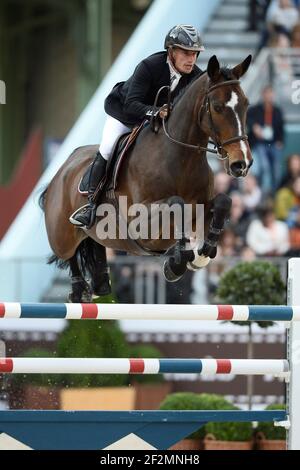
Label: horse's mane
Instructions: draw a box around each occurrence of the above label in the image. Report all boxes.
[172,65,235,107]
[172,72,204,106]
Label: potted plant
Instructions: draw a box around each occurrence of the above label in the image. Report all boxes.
[159,392,205,450]
[129,344,172,410]
[216,260,286,409]
[254,404,286,450]
[56,318,135,410]
[197,394,254,450]
[204,417,253,450]
[159,392,244,450]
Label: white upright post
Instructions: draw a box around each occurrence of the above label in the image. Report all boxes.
[287,258,300,450]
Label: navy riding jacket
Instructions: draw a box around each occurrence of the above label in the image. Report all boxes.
[104,51,203,127]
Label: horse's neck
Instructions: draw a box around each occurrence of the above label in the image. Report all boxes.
[169,74,209,157]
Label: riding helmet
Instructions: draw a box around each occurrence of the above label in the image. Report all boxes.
[164,24,205,52]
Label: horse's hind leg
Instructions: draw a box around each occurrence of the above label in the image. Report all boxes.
[68,255,93,303]
[188,193,232,270]
[163,196,194,282]
[89,242,112,297]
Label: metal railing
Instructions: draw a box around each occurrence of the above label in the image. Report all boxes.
[1,255,288,305]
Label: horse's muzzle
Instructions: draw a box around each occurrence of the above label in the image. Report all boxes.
[230,160,247,178]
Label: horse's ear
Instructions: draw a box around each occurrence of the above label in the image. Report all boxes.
[207,55,220,82]
[231,55,252,79]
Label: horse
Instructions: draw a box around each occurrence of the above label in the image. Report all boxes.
[39,55,253,302]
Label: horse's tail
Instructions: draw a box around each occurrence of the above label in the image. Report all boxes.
[47,253,70,269]
[38,187,48,211]
[38,185,70,267]
[38,183,97,276]
[47,238,97,277]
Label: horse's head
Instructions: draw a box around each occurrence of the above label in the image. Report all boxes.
[201,55,253,178]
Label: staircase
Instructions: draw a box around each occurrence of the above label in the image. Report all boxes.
[198,0,260,70]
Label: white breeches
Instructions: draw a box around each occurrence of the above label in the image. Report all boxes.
[99,115,131,160]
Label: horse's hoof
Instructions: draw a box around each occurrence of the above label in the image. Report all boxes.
[68,289,93,303]
[187,254,210,271]
[81,289,93,303]
[68,292,80,303]
[68,291,87,303]
[163,260,184,282]
[93,284,112,297]
[92,273,112,297]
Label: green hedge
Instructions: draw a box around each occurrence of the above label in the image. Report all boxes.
[159,392,252,441]
[10,348,60,387]
[216,261,286,328]
[56,319,130,387]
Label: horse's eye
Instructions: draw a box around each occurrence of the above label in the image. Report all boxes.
[214,104,223,113]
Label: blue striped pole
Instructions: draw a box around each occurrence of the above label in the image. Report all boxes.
[0,357,290,379]
[1,302,299,321]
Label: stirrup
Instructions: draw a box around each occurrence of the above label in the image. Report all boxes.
[69,203,96,229]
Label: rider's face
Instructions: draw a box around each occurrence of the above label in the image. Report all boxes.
[171,48,198,74]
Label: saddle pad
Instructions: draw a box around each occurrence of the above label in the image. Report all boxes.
[78,122,147,195]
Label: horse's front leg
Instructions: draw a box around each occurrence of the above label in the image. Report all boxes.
[187,193,232,271]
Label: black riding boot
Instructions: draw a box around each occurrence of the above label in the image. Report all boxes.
[70,151,107,228]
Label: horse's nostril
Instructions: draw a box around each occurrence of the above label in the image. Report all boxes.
[230,161,246,174]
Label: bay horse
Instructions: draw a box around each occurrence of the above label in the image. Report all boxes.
[40,55,253,302]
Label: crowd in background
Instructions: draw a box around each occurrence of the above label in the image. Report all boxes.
[188,0,300,303]
[249,0,300,44]
[211,0,300,261]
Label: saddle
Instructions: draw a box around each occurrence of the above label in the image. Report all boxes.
[78,121,147,196]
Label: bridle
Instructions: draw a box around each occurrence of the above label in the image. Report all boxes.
[159,80,248,160]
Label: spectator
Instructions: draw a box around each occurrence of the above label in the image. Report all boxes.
[227,192,251,245]
[248,0,271,31]
[275,175,300,219]
[268,31,292,47]
[218,228,239,257]
[291,22,300,46]
[240,246,257,261]
[286,205,300,255]
[239,173,262,213]
[267,0,299,38]
[269,33,295,102]
[247,85,285,194]
[279,153,300,187]
[268,0,300,10]
[246,206,290,255]
[214,171,233,195]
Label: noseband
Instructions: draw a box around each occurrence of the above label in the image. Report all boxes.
[161,80,248,159]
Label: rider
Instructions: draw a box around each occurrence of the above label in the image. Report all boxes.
[71,24,205,228]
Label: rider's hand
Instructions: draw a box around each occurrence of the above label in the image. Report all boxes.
[253,124,263,139]
[159,104,169,119]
